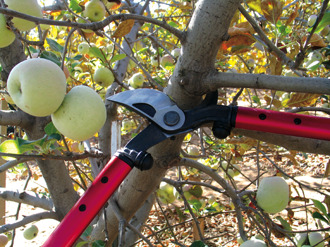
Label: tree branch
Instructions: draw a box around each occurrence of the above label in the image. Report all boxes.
[0,8,183,40]
[203,72,330,94]
[0,158,33,173]
[0,211,58,234]
[179,158,248,242]
[0,188,53,210]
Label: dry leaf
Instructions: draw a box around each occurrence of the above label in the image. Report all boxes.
[112,19,135,38]
[221,33,255,54]
[285,93,321,107]
[309,33,327,48]
[285,4,299,26]
[261,0,284,24]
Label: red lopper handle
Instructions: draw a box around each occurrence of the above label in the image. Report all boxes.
[235,107,330,141]
[42,156,132,247]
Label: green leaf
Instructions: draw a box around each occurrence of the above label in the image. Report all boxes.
[72,54,83,60]
[46,38,64,53]
[69,0,82,13]
[168,21,179,28]
[45,122,61,136]
[29,46,38,53]
[81,225,92,238]
[189,185,203,198]
[175,206,186,222]
[89,47,107,63]
[137,48,148,54]
[275,216,293,235]
[312,212,329,224]
[188,199,202,211]
[110,54,126,63]
[252,95,261,105]
[312,199,329,218]
[48,133,61,141]
[76,241,89,247]
[190,240,209,247]
[322,60,330,69]
[40,51,61,66]
[0,140,21,160]
[308,12,330,33]
[18,135,47,150]
[92,240,105,247]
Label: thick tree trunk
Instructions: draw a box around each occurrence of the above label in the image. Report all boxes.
[91,0,242,244]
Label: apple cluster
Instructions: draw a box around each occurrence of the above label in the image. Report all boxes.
[7,58,107,142]
[0,0,44,48]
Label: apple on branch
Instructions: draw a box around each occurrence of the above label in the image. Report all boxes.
[0,14,15,48]
[129,73,144,88]
[23,225,38,240]
[160,54,175,69]
[78,42,90,55]
[4,0,43,31]
[7,58,67,117]
[51,85,106,141]
[93,67,115,87]
[256,176,289,214]
[84,0,106,22]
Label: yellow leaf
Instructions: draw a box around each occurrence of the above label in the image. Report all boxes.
[285,93,321,107]
[112,19,135,38]
[247,0,262,14]
[0,140,20,161]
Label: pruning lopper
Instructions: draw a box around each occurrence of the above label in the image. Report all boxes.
[43,89,330,246]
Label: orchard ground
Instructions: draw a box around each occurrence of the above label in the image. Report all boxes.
[4,151,329,247]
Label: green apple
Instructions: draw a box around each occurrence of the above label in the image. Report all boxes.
[240,239,267,247]
[294,233,308,247]
[78,42,90,54]
[0,14,15,48]
[237,234,244,244]
[84,0,105,22]
[0,234,8,247]
[157,182,175,204]
[94,67,114,87]
[23,224,38,240]
[160,54,174,68]
[246,58,255,67]
[308,15,318,27]
[51,85,106,141]
[309,232,324,247]
[256,176,289,214]
[40,23,51,30]
[182,184,193,200]
[322,103,329,108]
[171,48,181,57]
[130,73,144,88]
[224,168,235,179]
[220,161,228,170]
[78,142,84,152]
[4,0,43,31]
[320,25,330,36]
[7,58,67,117]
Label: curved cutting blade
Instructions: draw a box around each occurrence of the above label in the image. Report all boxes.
[107,89,185,131]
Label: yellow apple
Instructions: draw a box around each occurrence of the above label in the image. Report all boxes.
[256,176,289,214]
[130,73,144,88]
[7,58,67,117]
[84,0,105,22]
[51,85,106,141]
[94,67,114,87]
[78,42,90,54]
[23,224,38,240]
[0,14,15,48]
[4,0,43,31]
[160,54,174,68]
